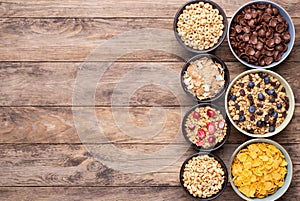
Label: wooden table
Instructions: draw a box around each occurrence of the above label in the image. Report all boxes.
[0,0,299,200]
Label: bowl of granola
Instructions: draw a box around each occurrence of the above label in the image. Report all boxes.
[180,152,228,200]
[181,54,230,103]
[225,69,295,137]
[174,0,228,53]
[182,103,230,151]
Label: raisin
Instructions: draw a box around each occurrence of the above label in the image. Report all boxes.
[240,89,245,96]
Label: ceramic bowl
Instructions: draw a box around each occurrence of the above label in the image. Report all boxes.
[225,69,295,137]
[180,152,228,200]
[229,138,293,200]
[228,0,295,68]
[174,0,228,53]
[182,103,231,151]
[181,53,230,103]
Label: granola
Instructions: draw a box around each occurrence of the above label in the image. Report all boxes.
[228,72,289,134]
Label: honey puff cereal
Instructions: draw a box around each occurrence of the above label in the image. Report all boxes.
[182,155,225,198]
[231,143,288,198]
[177,1,225,50]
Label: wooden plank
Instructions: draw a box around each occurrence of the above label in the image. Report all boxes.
[1,106,300,144]
[0,0,298,18]
[2,186,299,201]
[0,18,299,62]
[1,186,299,201]
[0,144,299,187]
[0,61,299,106]
[0,186,243,201]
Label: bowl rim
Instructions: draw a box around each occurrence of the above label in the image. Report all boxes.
[173,0,228,54]
[179,152,228,201]
[227,0,296,69]
[228,138,293,201]
[181,53,230,103]
[181,102,231,151]
[225,69,295,137]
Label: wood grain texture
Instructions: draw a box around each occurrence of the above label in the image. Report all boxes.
[1,106,300,144]
[0,144,299,187]
[0,187,242,201]
[1,0,299,199]
[0,61,299,106]
[0,18,299,61]
[0,0,298,18]
[0,186,299,201]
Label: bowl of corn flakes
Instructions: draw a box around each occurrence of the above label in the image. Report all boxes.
[229,138,293,200]
[174,0,228,53]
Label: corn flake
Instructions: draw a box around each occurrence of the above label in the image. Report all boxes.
[231,143,288,198]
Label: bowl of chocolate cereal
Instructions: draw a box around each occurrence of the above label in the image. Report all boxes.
[228,1,295,68]
[225,69,295,137]
[174,0,228,53]
[180,152,228,200]
[182,103,231,151]
[181,54,230,103]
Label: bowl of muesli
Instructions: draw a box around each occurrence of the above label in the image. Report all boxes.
[225,69,295,137]
[179,152,228,200]
[182,103,230,151]
[181,54,230,103]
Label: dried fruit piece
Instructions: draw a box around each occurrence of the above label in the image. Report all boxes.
[208,136,216,143]
[197,129,206,139]
[206,122,216,134]
[188,124,195,130]
[207,109,216,117]
[218,120,225,129]
[196,140,204,147]
[193,111,200,119]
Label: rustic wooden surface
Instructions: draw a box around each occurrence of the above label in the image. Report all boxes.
[0,0,299,200]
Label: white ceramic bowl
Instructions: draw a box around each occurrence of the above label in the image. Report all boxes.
[229,138,293,201]
[225,69,295,137]
[228,0,295,68]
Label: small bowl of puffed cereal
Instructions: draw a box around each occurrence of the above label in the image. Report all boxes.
[225,69,295,137]
[181,54,230,103]
[180,152,228,200]
[182,103,231,151]
[174,0,228,53]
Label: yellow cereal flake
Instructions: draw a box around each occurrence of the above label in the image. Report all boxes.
[231,143,288,198]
